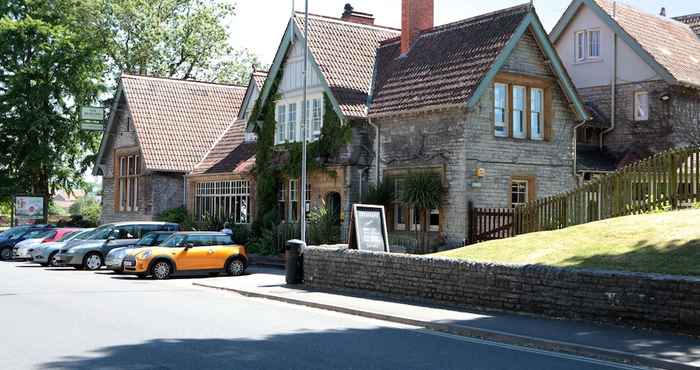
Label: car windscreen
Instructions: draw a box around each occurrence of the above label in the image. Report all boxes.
[155,233,173,243]
[214,235,233,245]
[23,229,55,240]
[136,233,158,246]
[58,231,79,242]
[161,234,187,248]
[4,227,30,240]
[69,229,94,241]
[88,225,113,240]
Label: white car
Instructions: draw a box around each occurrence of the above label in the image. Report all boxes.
[13,238,48,260]
[31,229,93,267]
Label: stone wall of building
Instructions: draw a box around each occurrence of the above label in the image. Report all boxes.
[371,30,578,243]
[304,246,700,334]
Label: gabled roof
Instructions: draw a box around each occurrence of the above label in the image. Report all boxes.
[551,0,700,88]
[238,69,268,120]
[254,13,399,124]
[369,4,588,120]
[252,69,268,91]
[191,120,256,176]
[95,74,246,174]
[674,13,700,38]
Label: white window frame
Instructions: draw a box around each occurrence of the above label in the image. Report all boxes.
[587,29,600,59]
[194,180,251,224]
[634,91,649,121]
[287,102,297,142]
[512,85,526,139]
[530,88,544,140]
[275,104,286,144]
[511,180,529,208]
[289,179,298,222]
[494,83,508,137]
[575,30,587,62]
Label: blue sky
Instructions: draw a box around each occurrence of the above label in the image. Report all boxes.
[230,0,699,65]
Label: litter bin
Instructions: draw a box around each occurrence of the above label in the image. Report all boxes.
[285,239,305,284]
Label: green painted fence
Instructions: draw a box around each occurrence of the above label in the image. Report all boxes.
[513,147,700,236]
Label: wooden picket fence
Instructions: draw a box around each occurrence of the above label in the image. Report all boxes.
[468,204,514,244]
[513,147,700,236]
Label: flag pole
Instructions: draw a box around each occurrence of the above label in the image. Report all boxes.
[300,0,309,243]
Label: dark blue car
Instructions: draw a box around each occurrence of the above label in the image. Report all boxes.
[0,225,53,260]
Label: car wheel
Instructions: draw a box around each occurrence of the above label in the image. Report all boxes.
[151,260,172,280]
[48,252,59,267]
[226,258,245,276]
[0,247,11,261]
[83,253,103,271]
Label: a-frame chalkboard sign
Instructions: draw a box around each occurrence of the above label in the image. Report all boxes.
[347,204,390,253]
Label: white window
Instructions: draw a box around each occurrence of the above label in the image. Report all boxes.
[278,182,287,221]
[394,179,406,231]
[287,103,297,142]
[512,85,526,139]
[634,91,649,121]
[575,31,586,62]
[194,180,251,224]
[494,83,507,137]
[511,180,529,208]
[289,179,298,221]
[312,98,322,138]
[588,30,600,58]
[276,105,286,144]
[530,88,544,140]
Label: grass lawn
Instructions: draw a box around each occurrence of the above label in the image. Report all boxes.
[436,209,700,277]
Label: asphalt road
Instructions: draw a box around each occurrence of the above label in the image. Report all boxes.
[0,261,645,370]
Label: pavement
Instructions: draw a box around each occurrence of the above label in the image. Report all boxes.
[0,260,653,370]
[194,266,700,370]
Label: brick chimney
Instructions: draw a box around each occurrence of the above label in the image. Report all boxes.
[341,4,375,25]
[401,0,434,54]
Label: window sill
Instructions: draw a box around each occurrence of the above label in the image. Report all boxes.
[574,58,603,65]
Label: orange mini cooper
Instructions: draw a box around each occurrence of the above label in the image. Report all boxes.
[123,232,247,279]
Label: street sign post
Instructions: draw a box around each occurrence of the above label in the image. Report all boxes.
[80,106,105,132]
[80,123,104,131]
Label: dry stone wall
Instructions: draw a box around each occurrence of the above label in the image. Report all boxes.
[304,246,700,334]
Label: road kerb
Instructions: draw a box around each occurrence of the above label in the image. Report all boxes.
[192,282,694,370]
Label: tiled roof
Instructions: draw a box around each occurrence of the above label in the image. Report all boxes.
[294,13,400,119]
[369,4,530,116]
[120,74,246,172]
[593,0,700,88]
[252,70,268,91]
[674,13,700,38]
[191,120,256,175]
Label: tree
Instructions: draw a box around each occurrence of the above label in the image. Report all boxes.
[68,195,102,226]
[0,0,106,207]
[98,0,262,83]
[398,172,445,254]
[363,180,394,207]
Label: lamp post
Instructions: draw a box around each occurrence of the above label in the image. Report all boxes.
[300,0,309,243]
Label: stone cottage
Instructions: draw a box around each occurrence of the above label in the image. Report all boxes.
[249,6,399,227]
[185,70,267,223]
[93,74,246,223]
[368,1,589,244]
[551,0,700,180]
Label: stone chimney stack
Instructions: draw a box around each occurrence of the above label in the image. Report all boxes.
[401,0,434,55]
[341,4,375,25]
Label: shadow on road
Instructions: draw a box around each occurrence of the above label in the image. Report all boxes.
[36,330,626,370]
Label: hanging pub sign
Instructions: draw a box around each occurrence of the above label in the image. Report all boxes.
[348,204,390,253]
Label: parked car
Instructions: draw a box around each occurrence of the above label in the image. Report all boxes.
[31,229,94,267]
[123,232,247,279]
[12,228,79,260]
[0,225,52,260]
[55,222,179,270]
[106,231,175,273]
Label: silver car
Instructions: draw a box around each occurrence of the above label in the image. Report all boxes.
[106,231,175,272]
[55,222,179,270]
[31,229,94,267]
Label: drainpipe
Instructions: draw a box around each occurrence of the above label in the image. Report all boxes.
[601,2,618,148]
[368,117,380,184]
[182,175,188,210]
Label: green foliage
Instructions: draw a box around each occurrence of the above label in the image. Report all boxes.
[157,206,196,230]
[398,172,445,254]
[364,181,394,207]
[0,0,105,199]
[307,206,341,245]
[49,202,68,217]
[248,223,299,256]
[97,0,262,83]
[68,195,102,226]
